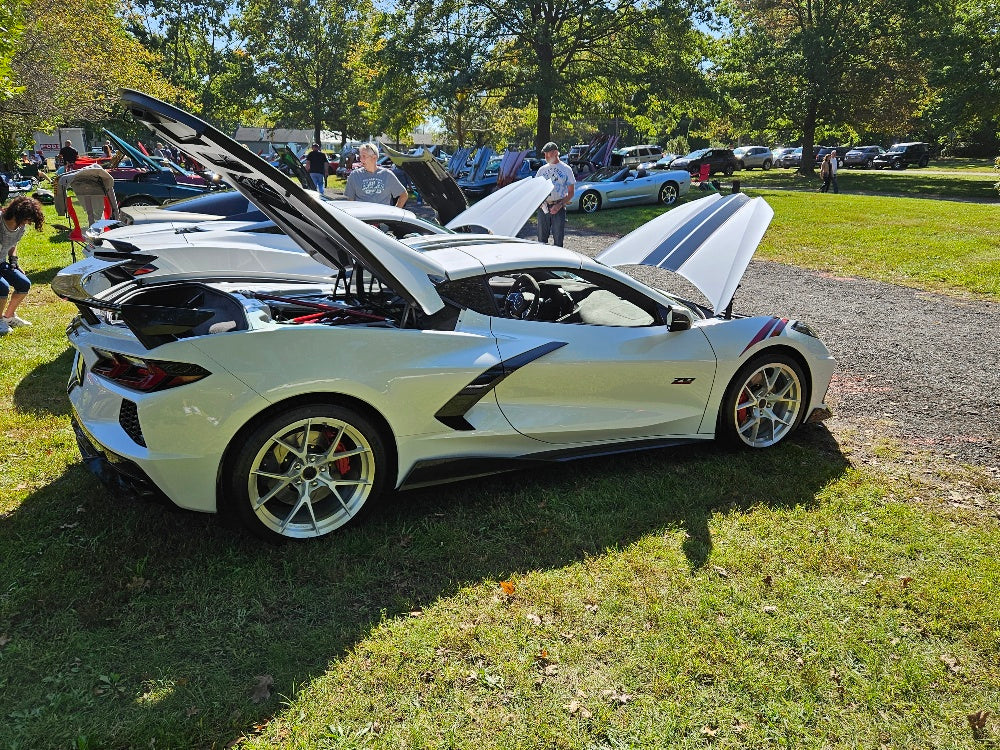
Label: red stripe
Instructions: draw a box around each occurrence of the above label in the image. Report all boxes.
[769,318,789,337]
[740,317,779,355]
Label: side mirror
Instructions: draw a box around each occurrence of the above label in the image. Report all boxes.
[657,305,692,331]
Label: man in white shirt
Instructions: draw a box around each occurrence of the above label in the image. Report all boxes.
[535,142,575,247]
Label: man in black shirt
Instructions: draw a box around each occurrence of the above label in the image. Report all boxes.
[58,140,79,171]
[303,143,329,196]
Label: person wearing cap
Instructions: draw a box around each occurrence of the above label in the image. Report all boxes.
[304,142,329,196]
[535,142,575,247]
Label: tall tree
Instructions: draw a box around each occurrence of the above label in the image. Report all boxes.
[717,0,932,173]
[0,0,184,170]
[234,0,374,144]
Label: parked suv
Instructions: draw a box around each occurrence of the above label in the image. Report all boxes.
[610,144,664,167]
[872,142,930,169]
[733,146,774,170]
[843,145,885,168]
[814,146,846,168]
[670,148,741,176]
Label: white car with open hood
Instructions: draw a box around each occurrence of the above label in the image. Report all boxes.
[54,90,836,541]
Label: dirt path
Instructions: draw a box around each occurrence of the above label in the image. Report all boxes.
[558,228,1000,469]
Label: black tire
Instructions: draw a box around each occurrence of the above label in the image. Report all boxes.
[891,160,906,170]
[865,158,874,169]
[723,164,734,176]
[227,403,390,541]
[918,156,929,167]
[123,196,158,206]
[717,352,807,449]
[762,159,772,170]
[737,160,746,170]
[578,190,601,213]
[657,181,679,205]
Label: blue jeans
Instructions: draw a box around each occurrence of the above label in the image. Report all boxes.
[537,205,567,246]
[309,172,326,196]
[0,262,31,298]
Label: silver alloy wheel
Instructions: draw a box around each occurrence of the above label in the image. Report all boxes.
[247,416,375,538]
[658,182,678,205]
[580,191,601,213]
[732,362,803,448]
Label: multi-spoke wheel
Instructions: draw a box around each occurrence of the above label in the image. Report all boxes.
[719,353,806,448]
[228,404,388,540]
[658,181,679,205]
[579,190,601,213]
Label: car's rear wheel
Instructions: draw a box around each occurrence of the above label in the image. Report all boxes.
[865,158,874,168]
[123,196,158,206]
[892,160,906,170]
[737,160,746,170]
[657,181,679,205]
[762,159,772,170]
[579,190,601,213]
[723,164,734,176]
[718,352,806,448]
[918,156,929,167]
[228,404,389,541]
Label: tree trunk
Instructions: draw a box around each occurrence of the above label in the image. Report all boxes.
[534,44,555,152]
[797,96,818,177]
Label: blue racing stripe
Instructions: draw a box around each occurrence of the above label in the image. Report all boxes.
[643,193,752,270]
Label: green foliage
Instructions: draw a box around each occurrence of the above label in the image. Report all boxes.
[0,0,186,170]
[233,0,375,143]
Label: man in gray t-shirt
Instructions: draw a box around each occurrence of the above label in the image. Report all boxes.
[344,142,408,207]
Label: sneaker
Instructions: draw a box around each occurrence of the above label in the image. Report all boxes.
[0,319,8,335]
[3,315,31,328]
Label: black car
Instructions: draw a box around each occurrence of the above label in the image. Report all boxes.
[843,145,886,168]
[872,142,930,169]
[670,148,740,176]
[814,146,846,168]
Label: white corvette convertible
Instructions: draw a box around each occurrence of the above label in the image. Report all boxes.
[54,91,836,541]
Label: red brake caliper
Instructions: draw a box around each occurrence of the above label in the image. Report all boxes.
[736,387,751,425]
[324,429,352,475]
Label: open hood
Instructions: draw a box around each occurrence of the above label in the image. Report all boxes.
[120,89,447,315]
[445,176,551,236]
[596,193,773,313]
[382,144,468,225]
[104,130,167,173]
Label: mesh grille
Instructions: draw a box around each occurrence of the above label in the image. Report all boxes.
[118,400,146,447]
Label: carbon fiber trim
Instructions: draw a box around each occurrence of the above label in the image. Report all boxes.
[434,341,567,430]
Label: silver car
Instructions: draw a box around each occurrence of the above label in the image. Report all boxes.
[733,146,774,170]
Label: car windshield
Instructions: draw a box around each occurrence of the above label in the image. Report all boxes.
[887,145,906,153]
[683,149,710,159]
[733,147,749,156]
[585,166,630,182]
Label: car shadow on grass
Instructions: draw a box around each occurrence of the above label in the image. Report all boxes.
[0,424,847,748]
[11,347,74,417]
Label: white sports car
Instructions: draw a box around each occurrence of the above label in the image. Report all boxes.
[54,91,836,541]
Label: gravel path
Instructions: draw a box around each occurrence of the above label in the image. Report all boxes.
[552,226,1000,468]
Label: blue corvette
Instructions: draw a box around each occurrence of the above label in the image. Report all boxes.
[567,165,691,213]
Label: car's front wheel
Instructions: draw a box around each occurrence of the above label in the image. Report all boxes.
[718,352,806,448]
[227,404,389,541]
[579,190,601,213]
[723,164,735,176]
[657,181,679,205]
[892,160,906,170]
[123,196,158,207]
[762,159,772,170]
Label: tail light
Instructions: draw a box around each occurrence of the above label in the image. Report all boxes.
[91,349,211,392]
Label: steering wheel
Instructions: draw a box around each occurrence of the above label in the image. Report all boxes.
[503,274,542,320]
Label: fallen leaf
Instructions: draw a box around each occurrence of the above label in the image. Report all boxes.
[186,706,200,717]
[564,700,592,718]
[420,670,435,683]
[584,603,598,613]
[940,654,962,675]
[408,610,423,618]
[0,634,10,648]
[763,574,773,588]
[733,719,748,733]
[701,725,718,737]
[126,577,152,593]
[899,576,912,588]
[500,580,515,596]
[526,613,542,626]
[968,710,990,736]
[762,605,778,615]
[712,566,729,579]
[250,675,273,704]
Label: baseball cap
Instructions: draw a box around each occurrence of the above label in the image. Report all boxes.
[542,142,559,153]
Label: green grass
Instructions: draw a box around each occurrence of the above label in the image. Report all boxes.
[2,205,999,749]
[733,167,998,201]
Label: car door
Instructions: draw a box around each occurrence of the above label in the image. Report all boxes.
[612,169,651,206]
[489,271,717,444]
